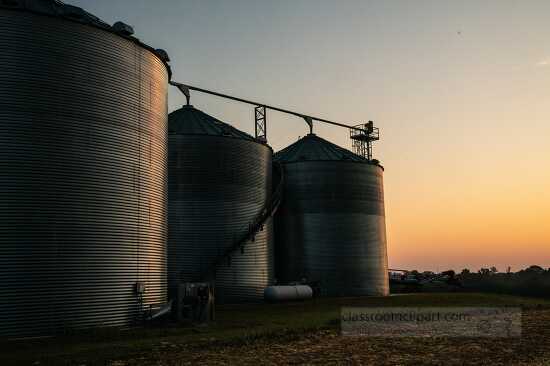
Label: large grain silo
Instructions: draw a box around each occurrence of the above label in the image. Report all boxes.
[168,105,275,303]
[0,0,170,337]
[274,133,389,297]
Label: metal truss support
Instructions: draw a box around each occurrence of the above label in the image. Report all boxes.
[255,105,267,141]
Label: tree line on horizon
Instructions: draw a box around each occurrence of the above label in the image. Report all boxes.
[458,265,550,298]
[398,265,550,298]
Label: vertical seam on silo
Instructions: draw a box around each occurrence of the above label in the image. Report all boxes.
[137,45,142,290]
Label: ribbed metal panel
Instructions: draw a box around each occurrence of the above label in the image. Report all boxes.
[0,8,168,337]
[168,131,274,304]
[275,142,389,297]
[215,217,274,303]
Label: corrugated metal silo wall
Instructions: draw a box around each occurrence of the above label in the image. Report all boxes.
[168,135,274,303]
[0,9,168,337]
[275,162,389,296]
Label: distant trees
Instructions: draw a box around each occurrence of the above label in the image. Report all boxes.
[458,264,550,298]
[391,266,550,298]
[522,265,545,275]
[478,268,491,276]
[476,267,499,276]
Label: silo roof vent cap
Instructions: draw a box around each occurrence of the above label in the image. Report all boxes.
[113,21,134,36]
[155,49,170,62]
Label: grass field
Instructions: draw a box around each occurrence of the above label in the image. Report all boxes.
[2,293,550,365]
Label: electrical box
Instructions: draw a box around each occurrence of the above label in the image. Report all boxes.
[135,281,146,295]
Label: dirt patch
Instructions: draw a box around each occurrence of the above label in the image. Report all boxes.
[117,309,550,366]
[5,294,550,366]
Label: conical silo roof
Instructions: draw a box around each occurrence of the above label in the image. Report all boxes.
[168,105,255,141]
[274,133,366,163]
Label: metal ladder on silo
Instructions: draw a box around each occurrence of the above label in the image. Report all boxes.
[200,161,285,281]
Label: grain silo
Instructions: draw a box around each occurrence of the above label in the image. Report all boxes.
[0,0,170,337]
[274,133,389,297]
[168,105,275,303]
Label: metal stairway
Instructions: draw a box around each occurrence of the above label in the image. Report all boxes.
[200,161,284,281]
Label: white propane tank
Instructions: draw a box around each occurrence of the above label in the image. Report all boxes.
[263,285,313,302]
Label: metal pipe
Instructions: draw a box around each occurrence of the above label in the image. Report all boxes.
[148,300,172,320]
[170,81,361,130]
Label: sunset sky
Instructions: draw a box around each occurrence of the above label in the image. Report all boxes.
[73,0,550,272]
